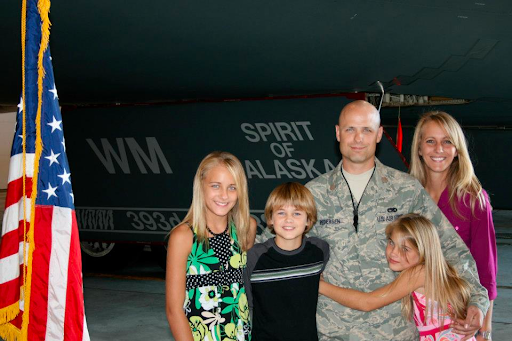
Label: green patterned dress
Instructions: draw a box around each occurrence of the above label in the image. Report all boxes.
[184,223,251,341]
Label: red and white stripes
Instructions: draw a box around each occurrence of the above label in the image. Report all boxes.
[0,153,34,326]
[1,152,89,340]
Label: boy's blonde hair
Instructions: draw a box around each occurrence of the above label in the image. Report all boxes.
[264,182,317,235]
[180,151,251,251]
[409,111,485,217]
[386,214,471,323]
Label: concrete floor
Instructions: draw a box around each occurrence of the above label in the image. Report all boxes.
[82,240,512,341]
[1,189,511,340]
[83,256,170,340]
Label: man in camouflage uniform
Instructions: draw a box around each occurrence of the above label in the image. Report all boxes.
[306,100,488,340]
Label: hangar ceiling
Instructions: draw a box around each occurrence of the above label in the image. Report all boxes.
[1,0,512,123]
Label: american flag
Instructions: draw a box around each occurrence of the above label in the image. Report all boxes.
[0,0,89,340]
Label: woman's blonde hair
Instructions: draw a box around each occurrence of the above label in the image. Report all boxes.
[264,182,317,235]
[180,151,251,251]
[387,214,471,322]
[410,111,485,217]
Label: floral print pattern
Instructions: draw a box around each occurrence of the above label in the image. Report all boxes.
[185,223,251,341]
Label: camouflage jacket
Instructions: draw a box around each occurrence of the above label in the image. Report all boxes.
[305,158,489,341]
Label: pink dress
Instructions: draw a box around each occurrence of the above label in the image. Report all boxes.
[412,292,476,341]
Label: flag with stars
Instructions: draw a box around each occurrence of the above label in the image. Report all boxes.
[0,0,89,340]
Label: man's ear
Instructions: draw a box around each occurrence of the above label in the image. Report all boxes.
[376,125,384,143]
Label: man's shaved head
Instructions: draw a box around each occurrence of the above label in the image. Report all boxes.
[339,100,380,128]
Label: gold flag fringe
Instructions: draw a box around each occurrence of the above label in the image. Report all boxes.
[0,322,22,341]
[1,2,52,340]
[0,302,20,327]
[0,0,27,337]
[21,0,51,339]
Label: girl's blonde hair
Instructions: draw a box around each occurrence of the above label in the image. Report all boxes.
[387,214,471,322]
[410,111,485,217]
[264,182,317,235]
[181,151,251,251]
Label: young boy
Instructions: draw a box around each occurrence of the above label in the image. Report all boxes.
[244,182,329,341]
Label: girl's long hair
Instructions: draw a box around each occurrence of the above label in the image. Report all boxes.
[180,151,251,251]
[387,214,471,322]
[409,111,485,217]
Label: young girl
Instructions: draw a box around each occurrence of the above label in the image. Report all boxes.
[410,111,497,340]
[319,213,475,341]
[166,151,257,341]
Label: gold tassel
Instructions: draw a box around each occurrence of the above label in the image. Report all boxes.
[0,321,22,341]
[0,302,20,325]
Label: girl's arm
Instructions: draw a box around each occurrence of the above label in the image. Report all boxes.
[319,267,425,312]
[165,224,194,341]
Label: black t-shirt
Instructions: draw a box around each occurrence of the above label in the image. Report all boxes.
[244,237,330,341]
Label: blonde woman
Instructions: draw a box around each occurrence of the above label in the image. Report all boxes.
[410,111,497,341]
[319,214,475,341]
[166,151,257,341]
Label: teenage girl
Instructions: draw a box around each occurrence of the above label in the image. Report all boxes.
[409,111,497,340]
[319,213,476,341]
[166,151,257,341]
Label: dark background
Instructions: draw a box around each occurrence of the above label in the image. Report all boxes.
[1,1,511,242]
